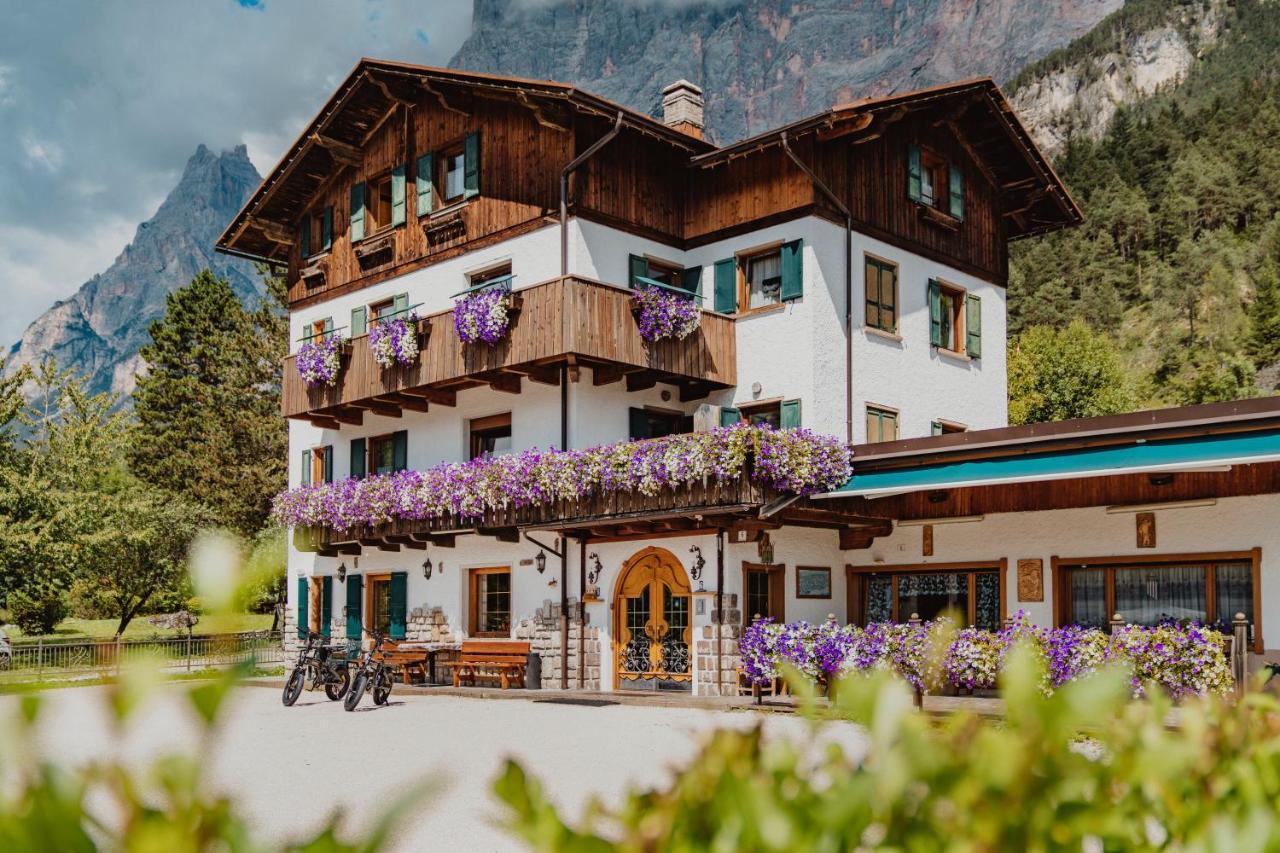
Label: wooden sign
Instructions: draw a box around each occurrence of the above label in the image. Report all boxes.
[922,524,934,557]
[1136,512,1156,548]
[1016,559,1043,602]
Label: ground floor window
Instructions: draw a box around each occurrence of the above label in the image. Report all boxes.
[366,575,391,637]
[742,563,785,626]
[848,563,1003,631]
[1057,552,1259,645]
[469,567,511,637]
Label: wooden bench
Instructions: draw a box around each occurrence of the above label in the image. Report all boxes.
[381,641,431,685]
[441,641,530,689]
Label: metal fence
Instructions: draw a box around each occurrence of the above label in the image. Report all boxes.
[0,631,285,683]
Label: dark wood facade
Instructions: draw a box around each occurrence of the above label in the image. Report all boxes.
[281,276,737,424]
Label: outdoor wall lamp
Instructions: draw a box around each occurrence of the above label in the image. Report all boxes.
[535,549,547,574]
[587,552,603,587]
[422,556,433,579]
[688,545,705,581]
[337,562,347,583]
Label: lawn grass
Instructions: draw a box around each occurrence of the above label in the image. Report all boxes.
[4,612,275,644]
[0,666,287,694]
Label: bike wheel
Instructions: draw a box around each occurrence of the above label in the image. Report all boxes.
[373,669,392,706]
[325,667,350,701]
[282,667,305,707]
[344,671,367,712]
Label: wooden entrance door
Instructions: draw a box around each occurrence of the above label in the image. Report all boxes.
[613,547,693,690]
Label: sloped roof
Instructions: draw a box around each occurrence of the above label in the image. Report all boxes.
[217,62,1078,262]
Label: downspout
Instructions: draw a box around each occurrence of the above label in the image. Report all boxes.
[578,536,587,690]
[559,536,568,690]
[716,529,725,696]
[781,131,854,445]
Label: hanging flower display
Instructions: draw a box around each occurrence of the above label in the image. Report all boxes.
[295,336,343,387]
[368,313,419,368]
[453,286,511,345]
[740,613,1234,698]
[632,285,700,343]
[272,423,851,531]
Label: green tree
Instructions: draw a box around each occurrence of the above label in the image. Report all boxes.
[128,268,286,538]
[1008,320,1137,424]
[1250,261,1280,365]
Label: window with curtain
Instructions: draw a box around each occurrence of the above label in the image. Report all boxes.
[470,567,511,637]
[744,249,782,311]
[856,569,1001,631]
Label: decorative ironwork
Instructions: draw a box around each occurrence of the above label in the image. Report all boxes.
[620,596,650,675]
[587,553,603,587]
[688,545,705,582]
[865,576,892,623]
[975,571,1001,631]
[661,588,691,674]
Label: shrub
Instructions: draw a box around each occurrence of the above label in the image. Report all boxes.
[6,588,69,635]
[67,577,117,620]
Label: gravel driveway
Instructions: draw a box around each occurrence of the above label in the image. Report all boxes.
[13,683,867,851]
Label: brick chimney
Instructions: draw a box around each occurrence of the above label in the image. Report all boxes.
[662,80,704,139]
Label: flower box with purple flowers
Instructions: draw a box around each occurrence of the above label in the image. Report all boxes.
[368,313,424,368]
[453,286,521,346]
[295,335,346,388]
[631,281,700,343]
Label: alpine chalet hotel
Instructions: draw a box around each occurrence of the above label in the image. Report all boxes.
[217,60,1280,694]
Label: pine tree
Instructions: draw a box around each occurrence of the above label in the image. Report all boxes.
[127,269,286,538]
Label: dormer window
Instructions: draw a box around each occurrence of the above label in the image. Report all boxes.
[908,144,964,221]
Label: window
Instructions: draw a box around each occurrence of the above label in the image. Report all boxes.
[469,567,511,637]
[908,145,964,220]
[1059,555,1258,645]
[865,256,898,332]
[931,419,967,436]
[367,575,392,638]
[743,563,785,627]
[309,318,331,342]
[440,144,467,203]
[929,280,982,357]
[741,400,781,430]
[629,407,691,440]
[365,173,394,234]
[866,405,899,443]
[851,566,1002,631]
[470,413,512,460]
[743,247,783,312]
[366,431,407,476]
[730,398,801,431]
[310,446,328,485]
[369,298,396,325]
[469,262,513,289]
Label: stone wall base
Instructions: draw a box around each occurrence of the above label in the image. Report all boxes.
[515,598,601,690]
[694,621,742,697]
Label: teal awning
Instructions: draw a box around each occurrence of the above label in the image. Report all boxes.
[818,429,1280,500]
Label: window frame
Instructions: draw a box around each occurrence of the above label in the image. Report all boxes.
[865,404,899,443]
[737,243,785,316]
[364,172,395,236]
[363,573,392,640]
[935,278,967,355]
[468,566,513,638]
[1052,549,1263,652]
[469,412,513,461]
[310,445,329,485]
[846,560,1006,630]
[366,432,397,477]
[467,261,513,289]
[864,254,899,333]
[918,147,950,211]
[644,256,685,290]
[932,419,968,436]
[438,141,468,205]
[631,406,691,440]
[368,297,396,325]
[739,398,783,430]
[742,562,786,628]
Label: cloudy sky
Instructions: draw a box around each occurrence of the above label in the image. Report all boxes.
[0,0,474,348]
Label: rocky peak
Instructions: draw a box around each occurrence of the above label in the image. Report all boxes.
[5,145,263,402]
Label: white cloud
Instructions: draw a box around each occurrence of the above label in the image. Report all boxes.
[0,64,14,107]
[20,133,63,172]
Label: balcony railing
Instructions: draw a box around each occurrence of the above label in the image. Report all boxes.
[282,275,736,423]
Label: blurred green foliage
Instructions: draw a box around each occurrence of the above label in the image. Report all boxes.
[497,646,1280,851]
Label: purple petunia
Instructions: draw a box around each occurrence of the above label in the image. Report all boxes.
[368,313,419,367]
[632,285,700,343]
[295,336,343,387]
[454,287,511,345]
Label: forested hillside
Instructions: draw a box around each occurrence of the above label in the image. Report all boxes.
[1009,0,1280,406]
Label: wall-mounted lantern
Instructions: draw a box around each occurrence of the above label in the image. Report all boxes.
[535,549,547,574]
[337,562,347,583]
[422,556,433,580]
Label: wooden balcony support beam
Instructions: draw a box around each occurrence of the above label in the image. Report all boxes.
[592,364,627,386]
[390,394,429,413]
[625,371,658,393]
[399,387,457,406]
[477,526,520,543]
[524,364,561,386]
[486,371,522,395]
[331,407,364,426]
[304,415,342,430]
[679,381,714,402]
[385,535,427,550]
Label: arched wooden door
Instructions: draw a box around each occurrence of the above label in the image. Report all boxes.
[613,547,693,690]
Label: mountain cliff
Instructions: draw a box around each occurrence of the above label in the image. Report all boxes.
[450,0,1123,144]
[5,145,262,401]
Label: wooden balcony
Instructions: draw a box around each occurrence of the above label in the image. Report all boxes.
[282,275,737,425]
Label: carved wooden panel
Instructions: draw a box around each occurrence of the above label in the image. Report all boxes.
[1136,512,1156,548]
[1016,558,1043,602]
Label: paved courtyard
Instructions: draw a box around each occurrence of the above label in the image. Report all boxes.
[15,682,868,851]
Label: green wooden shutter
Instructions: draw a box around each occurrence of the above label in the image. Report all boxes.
[949,166,964,220]
[390,164,407,227]
[463,132,480,198]
[931,420,943,437]
[392,430,408,472]
[389,572,407,640]
[300,449,312,486]
[393,292,409,316]
[780,239,803,302]
[966,293,982,358]
[628,254,649,288]
[683,265,702,296]
[416,153,434,216]
[322,445,333,484]
[907,145,923,202]
[349,183,366,242]
[322,206,333,251]
[320,576,333,638]
[780,399,801,430]
[629,407,651,440]
[719,406,741,427]
[299,218,311,258]
[323,317,335,338]
[346,575,363,640]
[351,305,368,337]
[350,438,366,479]
[928,279,943,347]
[713,258,736,313]
[296,576,309,639]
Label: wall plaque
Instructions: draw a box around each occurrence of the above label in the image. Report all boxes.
[1016,558,1044,602]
